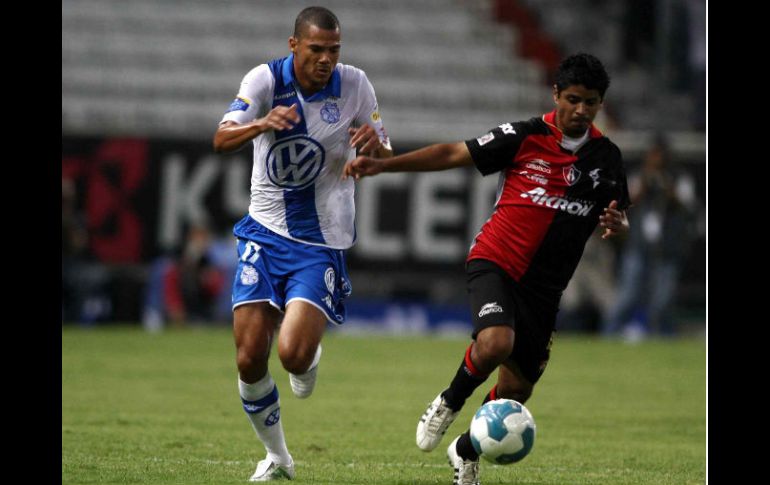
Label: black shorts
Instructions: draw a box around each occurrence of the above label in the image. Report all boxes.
[466,258,559,384]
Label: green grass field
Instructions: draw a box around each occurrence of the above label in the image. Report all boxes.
[62,326,706,485]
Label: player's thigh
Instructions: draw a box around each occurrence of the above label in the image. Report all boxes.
[277,300,327,369]
[233,302,282,355]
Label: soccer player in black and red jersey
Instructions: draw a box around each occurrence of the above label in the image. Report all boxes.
[344,53,629,485]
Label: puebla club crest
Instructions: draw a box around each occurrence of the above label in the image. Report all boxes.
[320,101,340,124]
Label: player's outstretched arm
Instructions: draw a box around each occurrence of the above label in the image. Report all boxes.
[213,104,301,153]
[600,200,629,240]
[343,142,472,179]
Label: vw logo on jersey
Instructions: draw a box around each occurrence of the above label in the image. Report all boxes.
[266,135,326,189]
[320,101,340,124]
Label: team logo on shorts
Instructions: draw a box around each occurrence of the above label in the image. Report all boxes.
[563,165,581,186]
[266,135,325,189]
[240,265,259,285]
[320,101,340,124]
[324,267,335,294]
[478,302,503,318]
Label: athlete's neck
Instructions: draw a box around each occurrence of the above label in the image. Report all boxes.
[559,130,590,153]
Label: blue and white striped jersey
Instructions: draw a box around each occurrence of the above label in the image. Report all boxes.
[221,55,390,249]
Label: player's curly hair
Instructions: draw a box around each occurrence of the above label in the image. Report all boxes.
[294,6,340,38]
[554,53,611,99]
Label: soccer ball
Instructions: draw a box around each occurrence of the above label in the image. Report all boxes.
[469,398,536,464]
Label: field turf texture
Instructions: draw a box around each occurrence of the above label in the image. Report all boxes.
[63,326,706,484]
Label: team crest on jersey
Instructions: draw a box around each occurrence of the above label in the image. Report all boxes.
[320,101,340,123]
[266,135,326,189]
[324,267,335,294]
[563,165,581,186]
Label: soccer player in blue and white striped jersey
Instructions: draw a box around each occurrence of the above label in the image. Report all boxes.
[213,6,392,481]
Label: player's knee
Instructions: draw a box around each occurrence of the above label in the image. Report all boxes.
[236,344,268,374]
[475,328,515,366]
[277,341,315,375]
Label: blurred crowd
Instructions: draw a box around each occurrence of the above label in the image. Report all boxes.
[142,224,235,331]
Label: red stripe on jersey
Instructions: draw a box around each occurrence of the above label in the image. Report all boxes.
[468,134,578,281]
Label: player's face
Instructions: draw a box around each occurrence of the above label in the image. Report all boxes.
[553,85,603,137]
[289,25,341,94]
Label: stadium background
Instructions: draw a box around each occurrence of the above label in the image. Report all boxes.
[62,1,707,484]
[62,0,706,335]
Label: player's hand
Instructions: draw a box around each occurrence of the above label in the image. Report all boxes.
[260,103,301,131]
[348,125,382,155]
[600,200,628,240]
[343,156,384,180]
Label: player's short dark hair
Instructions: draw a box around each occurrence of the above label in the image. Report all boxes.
[294,6,340,38]
[554,53,611,99]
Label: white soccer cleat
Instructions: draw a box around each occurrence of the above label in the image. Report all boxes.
[447,436,480,485]
[416,392,459,451]
[289,344,322,399]
[248,456,295,481]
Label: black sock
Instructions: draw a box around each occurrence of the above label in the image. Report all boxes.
[455,430,480,461]
[442,344,490,412]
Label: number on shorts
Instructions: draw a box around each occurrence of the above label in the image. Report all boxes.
[241,241,261,264]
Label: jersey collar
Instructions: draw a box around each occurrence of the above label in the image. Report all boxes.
[542,110,603,142]
[282,53,341,101]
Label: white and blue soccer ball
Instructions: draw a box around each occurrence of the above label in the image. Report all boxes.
[469,398,536,464]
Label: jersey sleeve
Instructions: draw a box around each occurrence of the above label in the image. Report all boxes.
[353,70,392,151]
[220,64,273,125]
[465,121,529,175]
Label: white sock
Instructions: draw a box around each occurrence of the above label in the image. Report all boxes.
[239,374,292,465]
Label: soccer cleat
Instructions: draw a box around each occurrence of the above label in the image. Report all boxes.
[447,436,480,485]
[416,392,459,451]
[248,456,295,481]
[289,344,322,399]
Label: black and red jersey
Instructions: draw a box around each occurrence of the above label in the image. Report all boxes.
[465,111,630,296]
